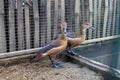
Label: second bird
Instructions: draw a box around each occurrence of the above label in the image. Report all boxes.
[55,22,94,56]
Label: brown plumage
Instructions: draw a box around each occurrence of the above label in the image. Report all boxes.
[68,22,92,46]
[34,22,68,68]
[54,22,94,56]
[66,22,94,55]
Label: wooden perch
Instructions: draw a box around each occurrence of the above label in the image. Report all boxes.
[0,35,120,60]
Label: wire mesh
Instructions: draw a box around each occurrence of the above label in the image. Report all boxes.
[0,0,120,53]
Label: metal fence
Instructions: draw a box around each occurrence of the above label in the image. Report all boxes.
[0,0,120,54]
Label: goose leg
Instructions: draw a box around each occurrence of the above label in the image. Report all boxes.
[49,56,63,69]
[66,46,72,53]
[66,46,79,56]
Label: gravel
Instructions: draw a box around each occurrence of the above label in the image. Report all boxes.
[0,59,104,80]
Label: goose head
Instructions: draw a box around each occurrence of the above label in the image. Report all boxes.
[81,22,94,30]
[61,21,67,33]
[60,21,68,40]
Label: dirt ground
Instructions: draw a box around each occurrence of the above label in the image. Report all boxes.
[0,59,104,80]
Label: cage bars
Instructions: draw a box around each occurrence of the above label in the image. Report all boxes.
[61,0,65,21]
[81,0,85,23]
[93,0,98,39]
[111,0,117,36]
[87,0,93,39]
[97,0,102,38]
[17,0,24,50]
[0,0,120,54]
[53,0,58,39]
[23,6,26,49]
[8,0,16,52]
[46,0,51,43]
[4,0,9,52]
[102,0,108,37]
[74,0,80,33]
[65,0,73,32]
[38,0,46,46]
[115,0,120,35]
[29,2,35,48]
[0,0,7,53]
[24,0,31,49]
[106,0,113,37]
[33,0,39,48]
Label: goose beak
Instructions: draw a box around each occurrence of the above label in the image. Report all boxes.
[63,27,67,33]
[88,26,95,30]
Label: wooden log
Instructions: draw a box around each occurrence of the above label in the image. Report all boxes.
[0,35,120,59]
[17,0,24,50]
[82,35,120,44]
[88,0,93,39]
[103,0,108,37]
[0,0,7,53]
[75,0,80,33]
[24,0,30,49]
[33,0,40,48]
[46,0,51,42]
[0,47,41,59]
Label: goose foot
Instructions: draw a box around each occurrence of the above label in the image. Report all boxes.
[53,62,64,69]
[66,49,79,56]
[49,56,63,69]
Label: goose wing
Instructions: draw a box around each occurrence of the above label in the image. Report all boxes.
[66,32,77,38]
[54,32,77,39]
[36,40,61,54]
